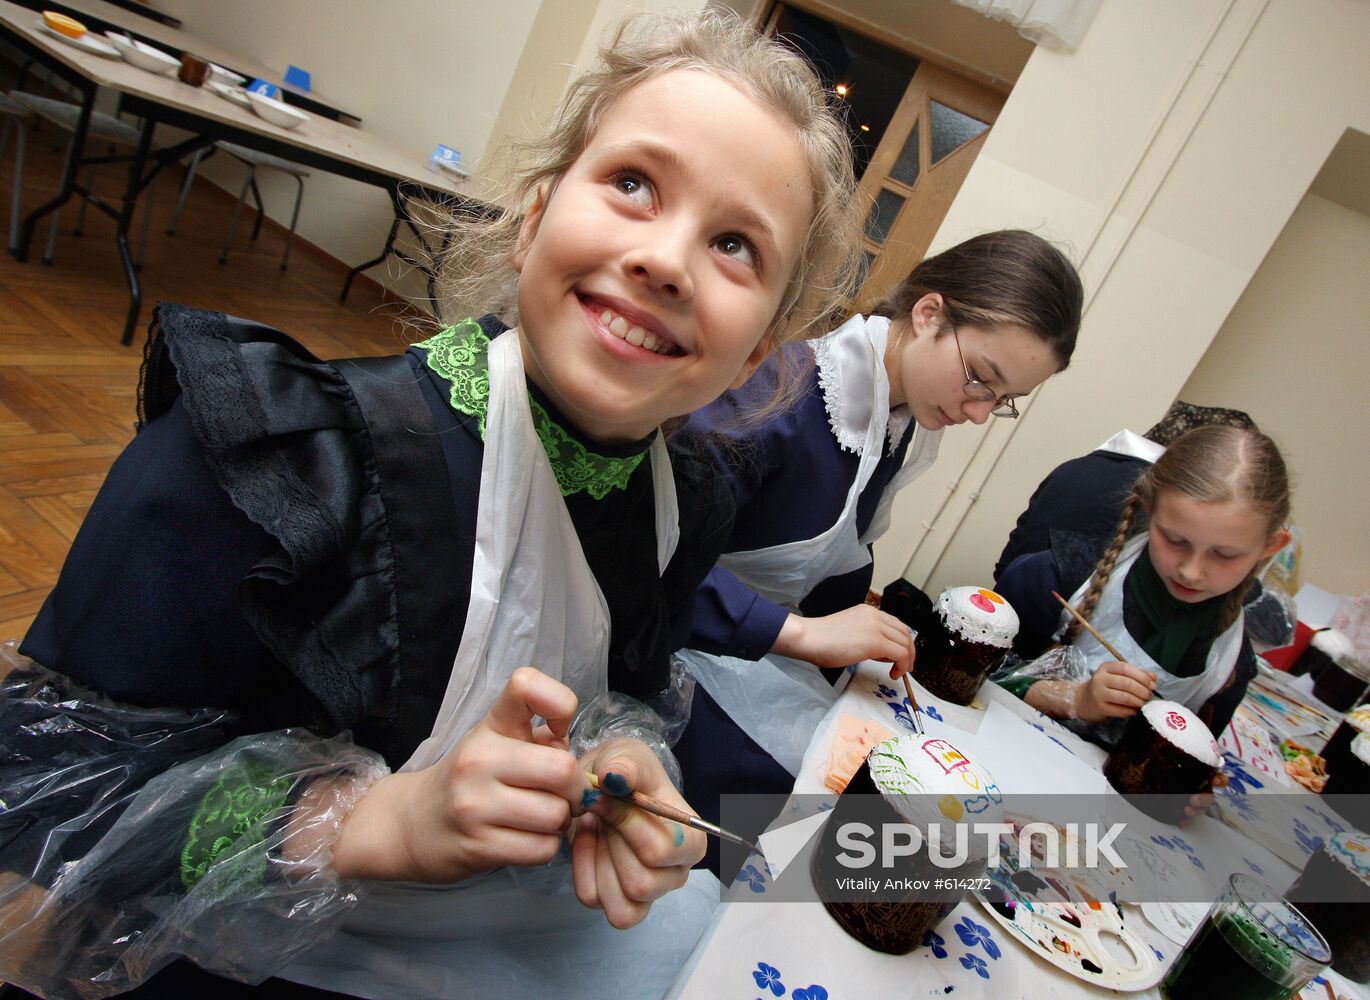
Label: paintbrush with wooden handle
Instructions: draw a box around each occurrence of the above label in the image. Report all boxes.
[585,771,763,859]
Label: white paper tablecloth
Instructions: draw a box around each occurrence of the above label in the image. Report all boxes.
[667,664,1368,999]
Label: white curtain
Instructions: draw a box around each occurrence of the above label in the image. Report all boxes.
[950,0,1102,52]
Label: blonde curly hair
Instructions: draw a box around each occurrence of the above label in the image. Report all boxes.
[433,9,861,351]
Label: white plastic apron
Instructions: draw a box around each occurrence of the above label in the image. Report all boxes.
[682,315,940,774]
[1063,535,1243,709]
[283,331,716,999]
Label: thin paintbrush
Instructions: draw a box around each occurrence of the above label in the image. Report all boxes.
[900,673,925,734]
[585,771,763,859]
[1051,590,1128,662]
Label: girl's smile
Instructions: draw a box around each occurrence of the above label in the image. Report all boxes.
[511,68,813,445]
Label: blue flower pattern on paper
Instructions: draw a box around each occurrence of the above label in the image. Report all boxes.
[1222,752,1263,794]
[739,864,768,893]
[1219,786,1259,821]
[873,682,943,729]
[1304,804,1345,835]
[748,963,829,999]
[1293,819,1323,857]
[1152,833,1205,870]
[888,699,919,732]
[954,916,1001,960]
[923,929,948,958]
[959,953,991,978]
[753,962,784,995]
[1244,857,1266,876]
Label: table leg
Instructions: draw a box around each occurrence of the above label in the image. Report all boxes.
[341,215,400,303]
[12,88,93,262]
[118,121,156,346]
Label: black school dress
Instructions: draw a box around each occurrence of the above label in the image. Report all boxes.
[5,304,732,997]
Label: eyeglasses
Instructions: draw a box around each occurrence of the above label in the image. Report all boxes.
[951,327,1019,419]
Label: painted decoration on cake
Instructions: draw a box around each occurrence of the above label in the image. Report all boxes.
[866,734,1003,830]
[1327,832,1370,886]
[937,586,1020,648]
[1141,700,1221,767]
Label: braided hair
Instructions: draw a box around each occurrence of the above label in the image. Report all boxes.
[1065,426,1291,643]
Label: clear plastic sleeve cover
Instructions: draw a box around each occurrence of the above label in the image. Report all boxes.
[0,643,388,998]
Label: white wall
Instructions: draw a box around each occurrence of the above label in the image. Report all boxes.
[157,0,704,303]
[1179,193,1370,594]
[871,0,1370,601]
[156,0,548,300]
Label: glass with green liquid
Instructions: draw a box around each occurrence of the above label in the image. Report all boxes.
[1161,874,1331,1000]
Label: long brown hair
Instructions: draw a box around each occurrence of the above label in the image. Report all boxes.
[872,229,1083,370]
[1068,426,1292,641]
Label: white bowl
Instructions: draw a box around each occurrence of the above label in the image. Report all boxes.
[104,32,178,74]
[208,63,247,87]
[246,90,307,130]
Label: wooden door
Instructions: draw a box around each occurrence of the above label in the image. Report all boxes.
[852,64,1004,311]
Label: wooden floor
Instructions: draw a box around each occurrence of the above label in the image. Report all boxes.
[0,113,428,640]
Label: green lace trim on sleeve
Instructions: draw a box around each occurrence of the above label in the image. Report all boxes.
[413,317,491,439]
[180,760,293,891]
[413,319,646,500]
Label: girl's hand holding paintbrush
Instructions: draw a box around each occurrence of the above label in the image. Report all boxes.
[575,739,704,928]
[332,668,700,930]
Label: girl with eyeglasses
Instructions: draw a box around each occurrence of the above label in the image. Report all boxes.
[668,229,1083,870]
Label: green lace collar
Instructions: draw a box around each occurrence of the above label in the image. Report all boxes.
[413,319,646,500]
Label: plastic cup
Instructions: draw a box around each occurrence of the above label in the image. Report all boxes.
[1160,874,1330,1000]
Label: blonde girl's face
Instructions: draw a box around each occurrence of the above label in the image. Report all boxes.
[888,293,1060,431]
[511,68,813,444]
[1146,490,1291,604]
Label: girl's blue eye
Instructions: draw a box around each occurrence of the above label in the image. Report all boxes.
[613,172,654,207]
[715,233,757,269]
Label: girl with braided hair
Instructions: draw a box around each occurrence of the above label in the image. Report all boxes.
[995,425,1292,748]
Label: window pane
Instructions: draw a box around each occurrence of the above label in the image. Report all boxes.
[856,249,874,289]
[864,189,905,245]
[931,100,989,163]
[889,121,921,187]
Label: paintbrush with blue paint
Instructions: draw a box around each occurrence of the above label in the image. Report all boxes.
[585,771,763,858]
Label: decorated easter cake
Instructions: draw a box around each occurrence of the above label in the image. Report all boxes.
[811,733,1002,953]
[1287,831,1370,981]
[1102,700,1222,824]
[913,586,1019,704]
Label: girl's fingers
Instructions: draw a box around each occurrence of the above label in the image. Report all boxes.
[571,814,602,910]
[483,784,574,835]
[483,667,579,741]
[596,823,650,929]
[488,740,586,804]
[1104,674,1153,703]
[605,820,689,904]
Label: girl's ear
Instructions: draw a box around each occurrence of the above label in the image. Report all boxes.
[909,292,944,337]
[729,331,774,390]
[1261,527,1293,559]
[511,184,549,274]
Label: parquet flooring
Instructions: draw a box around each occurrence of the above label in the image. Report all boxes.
[0,104,429,641]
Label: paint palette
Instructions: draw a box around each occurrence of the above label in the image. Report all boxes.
[973,819,1162,990]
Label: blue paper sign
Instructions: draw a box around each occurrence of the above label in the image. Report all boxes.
[284,65,311,92]
[248,79,280,99]
[429,144,461,170]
